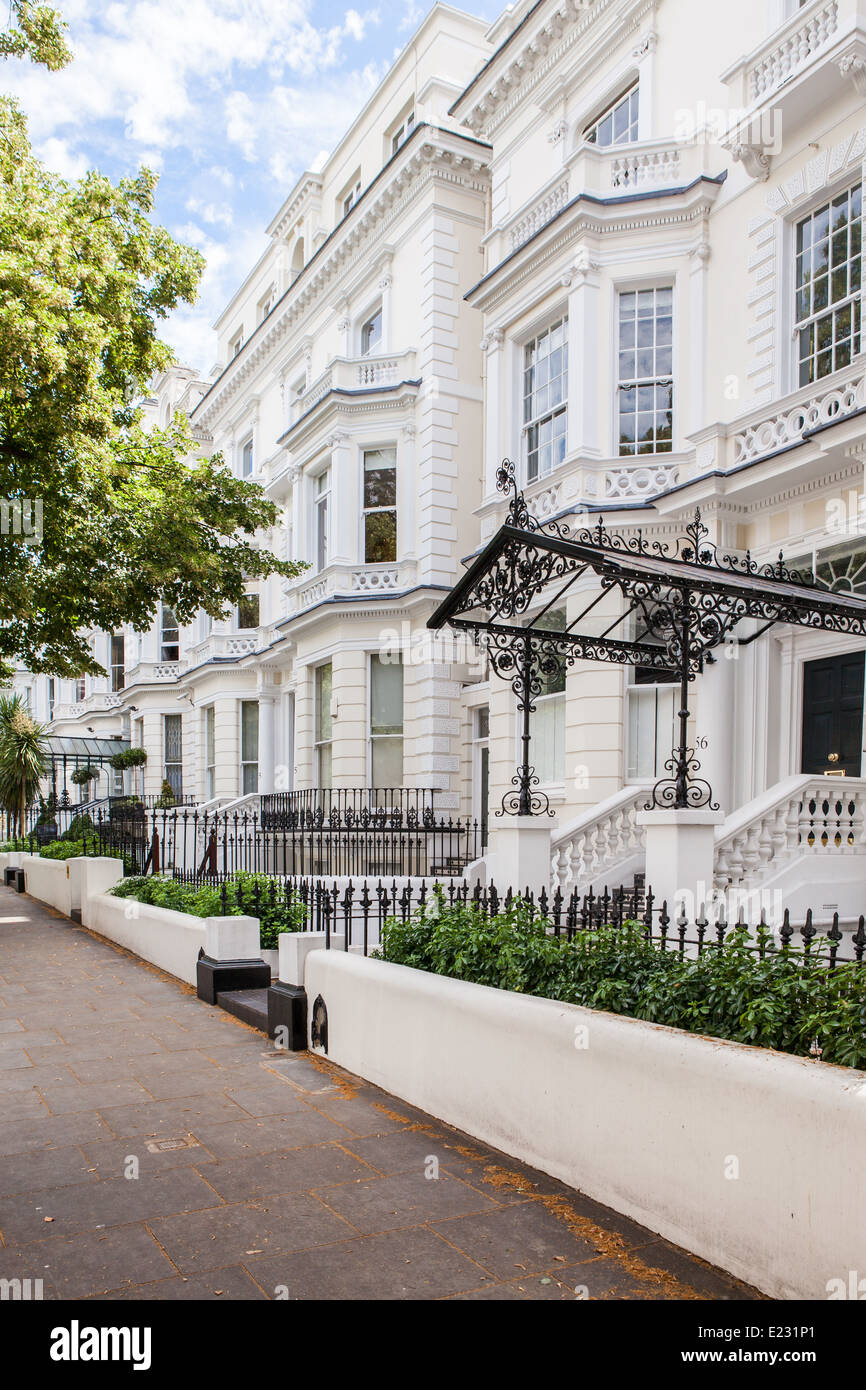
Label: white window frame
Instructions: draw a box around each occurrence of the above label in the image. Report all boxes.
[110,633,125,692]
[362,446,397,564]
[521,316,569,484]
[240,435,254,478]
[160,605,180,663]
[614,283,675,458]
[368,653,403,788]
[163,713,183,798]
[582,81,639,147]
[258,286,275,322]
[360,304,383,356]
[314,663,333,788]
[314,468,330,571]
[342,176,362,218]
[230,331,243,359]
[792,180,862,389]
[240,700,259,795]
[391,109,415,155]
[205,704,216,802]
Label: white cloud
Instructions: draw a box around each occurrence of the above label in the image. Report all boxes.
[36,138,88,179]
[224,91,257,161]
[3,2,410,375]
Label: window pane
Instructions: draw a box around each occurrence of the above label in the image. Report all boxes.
[241,701,258,763]
[371,655,403,735]
[371,736,403,787]
[531,694,565,784]
[237,594,259,629]
[365,511,397,563]
[315,664,332,743]
[363,449,397,506]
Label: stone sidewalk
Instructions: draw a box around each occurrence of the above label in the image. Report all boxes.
[0,886,760,1301]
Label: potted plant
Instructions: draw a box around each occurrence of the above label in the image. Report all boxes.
[155,779,177,809]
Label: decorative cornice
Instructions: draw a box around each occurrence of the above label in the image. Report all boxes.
[456,0,655,139]
[467,178,723,314]
[193,132,490,430]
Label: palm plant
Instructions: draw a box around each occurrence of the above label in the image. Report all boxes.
[0,694,49,837]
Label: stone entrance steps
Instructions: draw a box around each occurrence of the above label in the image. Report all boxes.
[216,986,269,1032]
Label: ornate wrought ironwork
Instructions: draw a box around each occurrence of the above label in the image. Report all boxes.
[431,461,866,815]
[644,747,719,812]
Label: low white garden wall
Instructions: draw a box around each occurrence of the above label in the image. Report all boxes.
[18,854,77,916]
[305,949,866,1300]
[83,889,208,986]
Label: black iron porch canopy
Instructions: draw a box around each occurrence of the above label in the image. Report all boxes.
[428,461,866,817]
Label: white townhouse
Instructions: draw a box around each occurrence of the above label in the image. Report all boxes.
[15,5,495,825]
[14,0,866,915]
[449,0,866,912]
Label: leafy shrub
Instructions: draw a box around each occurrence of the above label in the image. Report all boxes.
[110,872,307,947]
[62,814,93,841]
[38,837,121,861]
[0,837,28,851]
[378,898,866,1069]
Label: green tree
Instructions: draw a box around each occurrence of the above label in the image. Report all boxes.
[0,3,304,677]
[0,692,49,833]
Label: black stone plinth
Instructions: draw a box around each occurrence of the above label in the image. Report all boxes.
[196,954,270,1005]
[266,982,308,1050]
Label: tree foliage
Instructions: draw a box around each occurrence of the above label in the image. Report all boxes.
[0,691,49,831]
[0,3,304,676]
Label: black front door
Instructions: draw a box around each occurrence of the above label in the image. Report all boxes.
[801,651,865,776]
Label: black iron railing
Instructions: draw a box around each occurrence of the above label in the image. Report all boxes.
[260,787,439,830]
[166,872,866,966]
[6,805,480,879]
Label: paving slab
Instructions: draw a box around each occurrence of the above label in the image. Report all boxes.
[0,885,763,1301]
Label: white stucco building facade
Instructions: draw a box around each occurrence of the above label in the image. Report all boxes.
[14,0,866,911]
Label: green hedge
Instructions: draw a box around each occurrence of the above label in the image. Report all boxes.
[38,837,122,862]
[378,899,866,1069]
[110,872,307,949]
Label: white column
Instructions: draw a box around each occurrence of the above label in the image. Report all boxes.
[379,264,393,351]
[688,241,710,435]
[482,328,504,497]
[567,255,601,458]
[258,693,276,794]
[327,432,354,565]
[695,651,736,815]
[400,423,417,562]
[336,310,350,358]
[633,31,657,139]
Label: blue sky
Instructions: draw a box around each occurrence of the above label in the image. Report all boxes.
[4,0,504,371]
